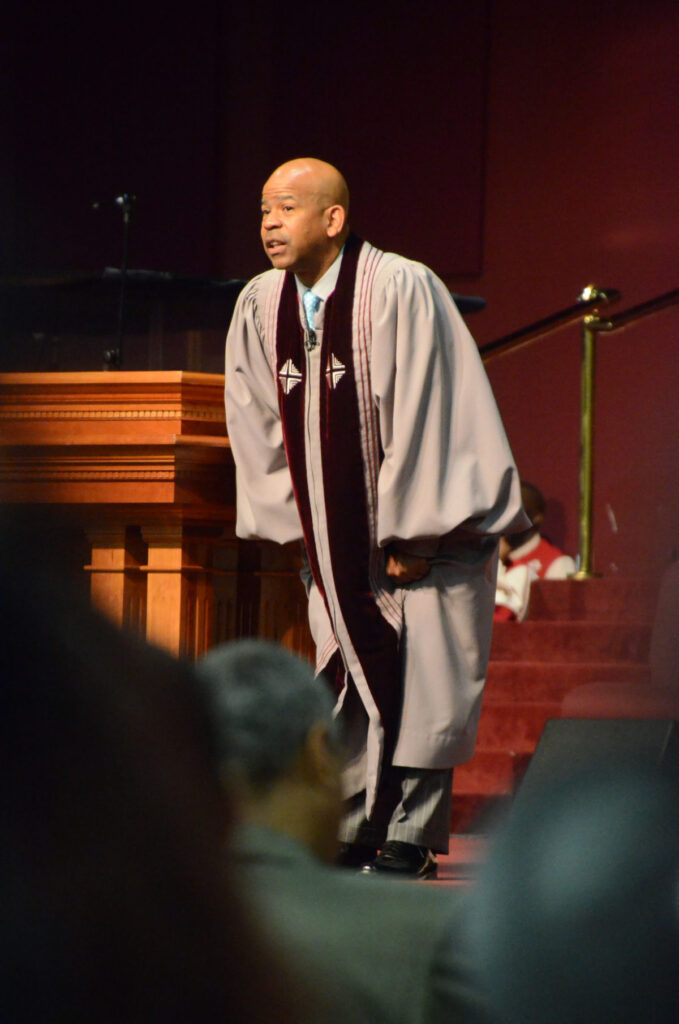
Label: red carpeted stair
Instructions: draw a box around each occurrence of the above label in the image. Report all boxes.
[450,577,659,832]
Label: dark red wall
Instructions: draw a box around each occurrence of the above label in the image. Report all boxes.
[217,0,490,281]
[4,0,488,282]
[4,0,678,577]
[2,3,222,276]
[445,0,679,577]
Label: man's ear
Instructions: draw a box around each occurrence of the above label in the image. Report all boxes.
[325,204,346,239]
[302,721,339,789]
[532,510,545,530]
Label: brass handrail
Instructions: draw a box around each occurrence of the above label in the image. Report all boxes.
[573,314,613,578]
[479,284,679,579]
[480,286,621,361]
[573,286,679,578]
[607,286,679,331]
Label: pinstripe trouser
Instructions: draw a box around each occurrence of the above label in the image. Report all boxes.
[338,766,453,854]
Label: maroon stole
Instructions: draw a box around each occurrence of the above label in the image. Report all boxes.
[275,235,402,758]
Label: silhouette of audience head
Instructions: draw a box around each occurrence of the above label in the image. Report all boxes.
[502,481,545,553]
[520,481,546,530]
[469,761,679,1024]
[0,512,293,1022]
[198,639,345,863]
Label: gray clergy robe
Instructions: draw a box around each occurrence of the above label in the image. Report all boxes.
[225,235,527,813]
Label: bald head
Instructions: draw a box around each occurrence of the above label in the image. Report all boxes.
[264,158,350,213]
[260,157,350,286]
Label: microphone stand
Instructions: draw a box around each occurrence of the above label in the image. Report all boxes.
[103,193,135,370]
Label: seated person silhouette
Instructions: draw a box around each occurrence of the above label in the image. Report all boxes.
[468,761,679,1024]
[0,511,294,1024]
[197,638,489,1024]
[495,481,575,620]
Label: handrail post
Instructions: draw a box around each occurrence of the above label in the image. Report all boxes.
[479,282,679,581]
[575,313,611,578]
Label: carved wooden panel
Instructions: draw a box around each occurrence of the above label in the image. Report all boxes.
[0,371,313,660]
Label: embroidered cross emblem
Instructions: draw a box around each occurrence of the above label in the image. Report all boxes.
[278,359,303,395]
[326,353,346,389]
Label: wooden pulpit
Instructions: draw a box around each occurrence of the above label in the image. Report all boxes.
[0,371,312,659]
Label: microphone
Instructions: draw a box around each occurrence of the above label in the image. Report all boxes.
[91,194,137,211]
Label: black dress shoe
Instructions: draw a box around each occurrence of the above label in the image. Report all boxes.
[363,840,438,879]
[336,842,378,868]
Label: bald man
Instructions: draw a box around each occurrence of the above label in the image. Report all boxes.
[225,158,527,876]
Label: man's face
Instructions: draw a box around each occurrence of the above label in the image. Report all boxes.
[260,170,333,283]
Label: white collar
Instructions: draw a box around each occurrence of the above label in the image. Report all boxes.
[294,247,344,303]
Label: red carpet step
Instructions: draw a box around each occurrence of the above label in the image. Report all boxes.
[489,621,651,663]
[524,577,657,622]
[451,577,660,833]
[486,661,650,701]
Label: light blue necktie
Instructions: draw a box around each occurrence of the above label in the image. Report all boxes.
[303,290,322,350]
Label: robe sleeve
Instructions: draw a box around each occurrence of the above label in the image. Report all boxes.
[496,562,532,620]
[224,279,303,544]
[370,259,527,555]
[544,554,577,579]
